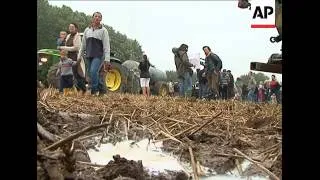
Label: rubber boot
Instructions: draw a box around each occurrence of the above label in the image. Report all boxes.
[63,89,67,96]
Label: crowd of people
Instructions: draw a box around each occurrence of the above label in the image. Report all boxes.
[171,43,282,104]
[238,73,282,104]
[172,44,234,100]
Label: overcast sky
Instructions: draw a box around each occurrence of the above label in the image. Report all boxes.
[48,1,282,81]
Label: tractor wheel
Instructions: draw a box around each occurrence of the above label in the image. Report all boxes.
[154,81,169,96]
[47,62,61,89]
[105,62,129,93]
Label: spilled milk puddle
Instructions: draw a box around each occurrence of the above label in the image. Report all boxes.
[87,139,269,180]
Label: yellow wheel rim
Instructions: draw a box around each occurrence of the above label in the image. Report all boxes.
[106,69,121,91]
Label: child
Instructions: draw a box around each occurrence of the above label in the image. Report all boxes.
[57,31,67,47]
[258,81,266,103]
[56,49,80,96]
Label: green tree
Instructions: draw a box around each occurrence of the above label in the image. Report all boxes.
[238,72,269,85]
[166,70,178,82]
[254,72,270,84]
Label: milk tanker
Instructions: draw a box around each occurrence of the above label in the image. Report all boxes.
[121,60,169,96]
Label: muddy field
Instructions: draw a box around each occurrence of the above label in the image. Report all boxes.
[37,88,282,180]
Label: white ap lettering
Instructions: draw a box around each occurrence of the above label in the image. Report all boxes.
[253,6,274,19]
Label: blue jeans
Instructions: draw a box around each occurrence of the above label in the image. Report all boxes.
[86,57,106,94]
[247,89,257,102]
[199,83,208,98]
[178,72,192,97]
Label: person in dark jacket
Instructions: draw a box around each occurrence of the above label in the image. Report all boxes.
[219,69,230,100]
[241,83,248,101]
[202,46,222,99]
[227,70,235,99]
[138,54,154,97]
[197,66,208,99]
[172,44,194,97]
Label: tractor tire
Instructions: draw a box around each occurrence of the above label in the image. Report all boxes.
[47,62,61,89]
[154,81,169,96]
[105,62,129,93]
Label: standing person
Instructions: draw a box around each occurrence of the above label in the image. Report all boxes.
[78,12,112,96]
[202,46,222,99]
[257,81,266,102]
[197,66,208,99]
[138,54,153,97]
[234,78,243,100]
[58,23,86,95]
[172,44,194,97]
[241,83,248,101]
[247,71,257,102]
[56,49,80,96]
[264,80,270,102]
[219,69,230,100]
[168,81,174,97]
[227,70,235,99]
[56,31,67,93]
[268,74,281,104]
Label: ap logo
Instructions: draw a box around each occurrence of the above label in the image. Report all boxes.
[251,0,276,28]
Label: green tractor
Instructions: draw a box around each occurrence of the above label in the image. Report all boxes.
[37,49,61,88]
[37,49,129,93]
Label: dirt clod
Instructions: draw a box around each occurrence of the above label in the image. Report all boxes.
[97,155,145,180]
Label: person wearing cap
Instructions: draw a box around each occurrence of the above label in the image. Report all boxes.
[172,44,194,97]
